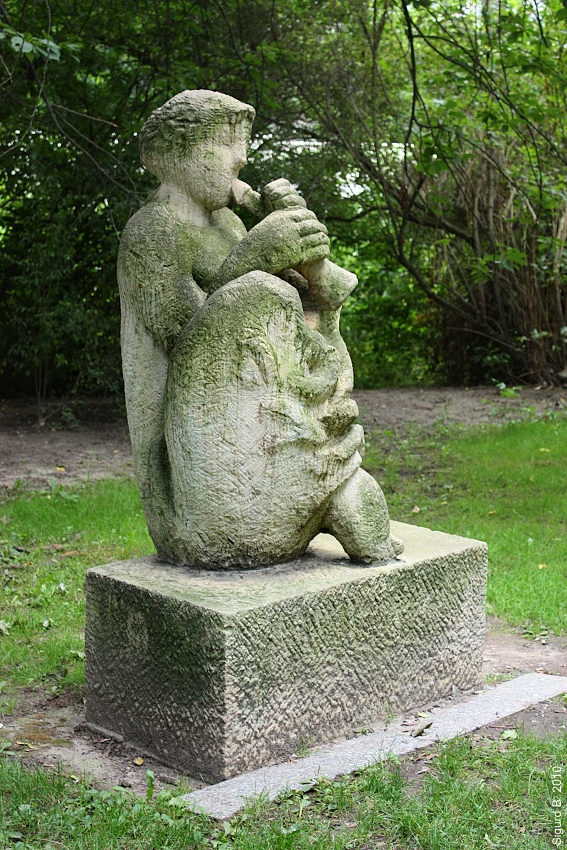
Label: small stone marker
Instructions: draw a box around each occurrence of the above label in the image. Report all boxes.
[182,672,567,820]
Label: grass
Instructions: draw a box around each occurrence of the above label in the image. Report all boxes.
[0,478,152,696]
[0,730,565,848]
[363,415,567,636]
[0,416,565,701]
[0,417,567,847]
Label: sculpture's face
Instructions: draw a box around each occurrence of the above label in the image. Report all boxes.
[184,121,249,212]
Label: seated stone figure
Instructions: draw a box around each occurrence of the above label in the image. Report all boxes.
[118,89,403,568]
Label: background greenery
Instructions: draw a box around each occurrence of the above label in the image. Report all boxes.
[2,0,567,401]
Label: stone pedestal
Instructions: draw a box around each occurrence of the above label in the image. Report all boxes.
[85,521,487,783]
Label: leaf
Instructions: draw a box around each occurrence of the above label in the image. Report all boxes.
[11,35,34,54]
[411,505,421,514]
[36,38,61,60]
[411,720,432,737]
[133,756,144,765]
[0,621,11,635]
[500,729,518,740]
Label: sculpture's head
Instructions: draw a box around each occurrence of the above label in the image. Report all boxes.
[139,90,255,210]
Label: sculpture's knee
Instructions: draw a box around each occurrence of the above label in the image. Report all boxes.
[323,468,404,564]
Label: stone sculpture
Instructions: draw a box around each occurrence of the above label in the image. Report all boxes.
[118,89,403,568]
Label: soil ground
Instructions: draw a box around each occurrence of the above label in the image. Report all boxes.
[2,385,567,491]
[1,388,566,797]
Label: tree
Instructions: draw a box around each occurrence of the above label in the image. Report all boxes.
[2,0,567,398]
[254,0,567,382]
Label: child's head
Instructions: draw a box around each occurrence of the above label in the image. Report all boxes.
[140,90,255,185]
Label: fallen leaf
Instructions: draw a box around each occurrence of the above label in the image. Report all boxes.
[56,466,65,472]
[538,563,547,569]
[0,621,11,636]
[411,720,432,737]
[417,712,429,718]
[539,448,550,453]
[500,729,518,741]
[133,756,144,766]
[488,510,496,515]
[411,505,421,514]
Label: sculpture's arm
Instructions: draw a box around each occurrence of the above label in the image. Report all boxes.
[118,214,206,354]
[230,179,357,311]
[208,208,330,292]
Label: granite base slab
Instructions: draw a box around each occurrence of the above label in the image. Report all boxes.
[85,521,487,783]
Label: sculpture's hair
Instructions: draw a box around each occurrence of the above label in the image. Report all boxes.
[139,90,255,179]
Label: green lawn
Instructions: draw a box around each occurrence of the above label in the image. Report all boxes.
[364,415,567,636]
[0,731,565,849]
[0,478,152,693]
[0,417,566,848]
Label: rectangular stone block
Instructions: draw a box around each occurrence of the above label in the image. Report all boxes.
[85,521,487,783]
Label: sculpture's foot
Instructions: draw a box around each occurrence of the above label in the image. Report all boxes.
[323,468,404,564]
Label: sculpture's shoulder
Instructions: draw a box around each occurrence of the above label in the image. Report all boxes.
[119,199,179,262]
[118,200,199,295]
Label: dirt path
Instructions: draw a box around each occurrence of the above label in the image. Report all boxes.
[0,398,133,492]
[2,385,567,491]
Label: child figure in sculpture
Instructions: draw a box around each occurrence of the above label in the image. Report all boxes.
[118,89,403,568]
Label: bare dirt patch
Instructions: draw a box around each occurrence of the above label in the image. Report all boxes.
[354,384,567,433]
[2,385,566,492]
[0,398,133,492]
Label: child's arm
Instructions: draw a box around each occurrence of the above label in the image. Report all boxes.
[208,206,330,292]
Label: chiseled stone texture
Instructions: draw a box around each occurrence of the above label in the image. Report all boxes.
[85,521,487,783]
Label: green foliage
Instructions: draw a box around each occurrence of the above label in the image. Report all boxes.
[2,0,567,393]
[337,241,437,387]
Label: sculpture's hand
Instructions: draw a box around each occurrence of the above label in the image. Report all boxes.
[210,207,329,290]
[251,208,330,270]
[262,178,306,212]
